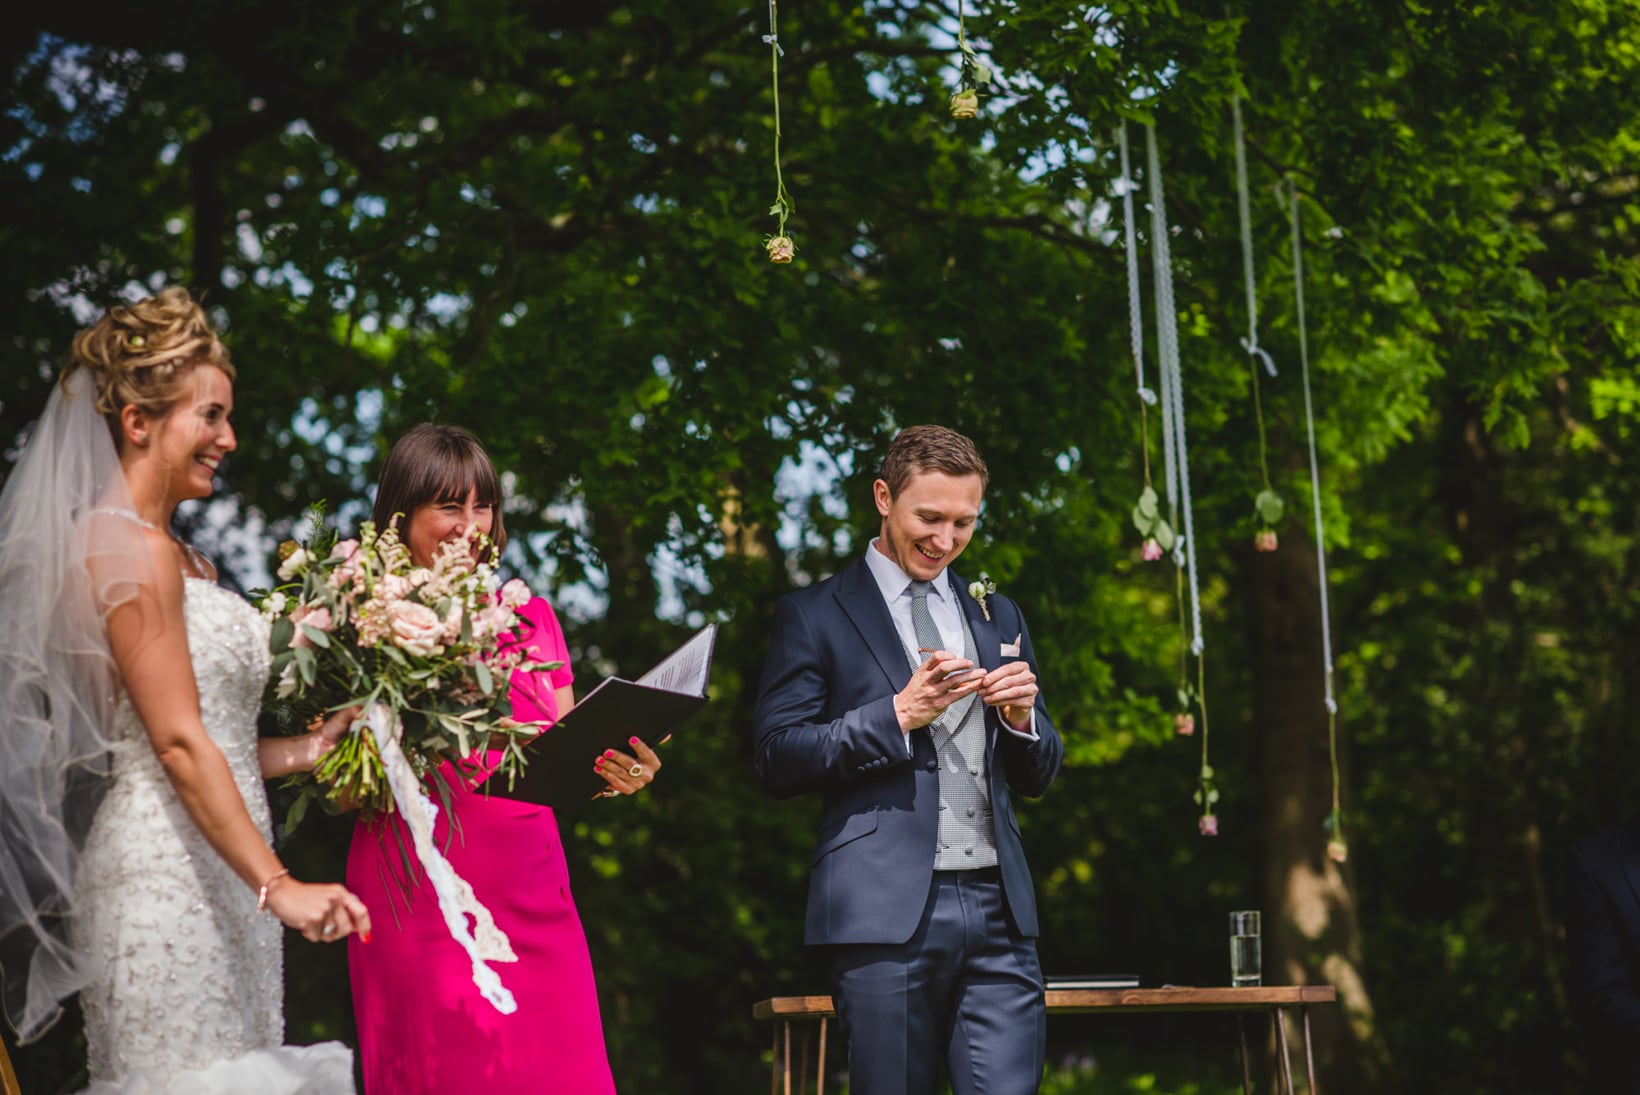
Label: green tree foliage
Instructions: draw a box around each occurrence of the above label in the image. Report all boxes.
[4,1,1639,1092]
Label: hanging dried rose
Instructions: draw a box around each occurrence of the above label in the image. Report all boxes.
[1327,839,1348,864]
[766,236,795,264]
[1198,814,1219,837]
[1174,712,1195,736]
[1254,529,1278,553]
[949,88,979,120]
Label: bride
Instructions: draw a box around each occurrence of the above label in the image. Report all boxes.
[0,288,371,1092]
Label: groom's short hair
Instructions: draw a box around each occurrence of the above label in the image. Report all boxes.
[878,425,989,499]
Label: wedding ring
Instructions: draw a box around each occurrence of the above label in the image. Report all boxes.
[321,922,335,937]
[628,763,645,779]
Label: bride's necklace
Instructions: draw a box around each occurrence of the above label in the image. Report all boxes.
[92,506,212,578]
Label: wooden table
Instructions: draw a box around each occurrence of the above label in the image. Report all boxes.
[752,985,1337,1095]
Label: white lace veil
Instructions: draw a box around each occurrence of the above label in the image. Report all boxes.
[0,366,154,1041]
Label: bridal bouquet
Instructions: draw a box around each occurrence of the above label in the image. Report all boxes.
[259,513,556,825]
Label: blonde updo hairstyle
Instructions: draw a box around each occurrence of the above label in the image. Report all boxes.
[64,287,236,450]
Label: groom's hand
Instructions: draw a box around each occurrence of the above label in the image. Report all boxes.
[978,661,1037,731]
[895,650,983,731]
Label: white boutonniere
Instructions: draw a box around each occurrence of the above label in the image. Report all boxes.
[967,572,997,622]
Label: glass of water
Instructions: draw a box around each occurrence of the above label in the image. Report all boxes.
[1229,910,1262,987]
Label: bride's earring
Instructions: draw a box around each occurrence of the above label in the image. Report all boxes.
[135,433,148,446]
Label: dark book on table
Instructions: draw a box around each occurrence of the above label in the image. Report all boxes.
[1045,974,1142,990]
[486,624,717,810]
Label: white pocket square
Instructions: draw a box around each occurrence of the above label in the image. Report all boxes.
[1000,635,1021,658]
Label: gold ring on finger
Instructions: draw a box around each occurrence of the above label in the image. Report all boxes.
[628,763,645,779]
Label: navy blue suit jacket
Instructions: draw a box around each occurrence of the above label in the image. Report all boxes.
[753,556,1062,947]
[1567,816,1640,1092]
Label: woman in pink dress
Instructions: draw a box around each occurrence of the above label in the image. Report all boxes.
[345,424,662,1094]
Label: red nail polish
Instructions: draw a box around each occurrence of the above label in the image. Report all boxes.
[603,749,615,758]
[629,736,640,746]
[594,758,603,768]
[361,932,371,945]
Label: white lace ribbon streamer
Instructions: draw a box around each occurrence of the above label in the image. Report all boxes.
[364,704,518,1014]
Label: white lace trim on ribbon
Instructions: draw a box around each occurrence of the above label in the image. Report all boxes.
[364,704,517,1014]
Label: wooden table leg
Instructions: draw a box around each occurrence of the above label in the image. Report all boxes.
[1302,1006,1317,1094]
[784,1021,793,1095]
[1272,1007,1295,1095]
[771,1023,780,1095]
[0,1037,19,1095]
[817,1016,828,1095]
[1236,1014,1253,1095]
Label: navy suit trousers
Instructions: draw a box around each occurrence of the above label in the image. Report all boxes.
[829,869,1046,1095]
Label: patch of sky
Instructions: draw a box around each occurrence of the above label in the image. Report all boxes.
[774,437,852,554]
[425,293,469,323]
[236,222,264,263]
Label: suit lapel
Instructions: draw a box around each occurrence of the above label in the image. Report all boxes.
[834,555,913,692]
[950,568,1004,753]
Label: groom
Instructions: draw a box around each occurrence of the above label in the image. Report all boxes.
[754,425,1063,1095]
[1566,814,1640,1092]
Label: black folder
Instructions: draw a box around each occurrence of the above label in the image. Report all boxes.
[485,624,717,809]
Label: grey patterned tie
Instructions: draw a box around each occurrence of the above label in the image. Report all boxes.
[908,580,944,658]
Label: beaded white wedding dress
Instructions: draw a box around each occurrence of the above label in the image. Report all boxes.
[71,578,353,1094]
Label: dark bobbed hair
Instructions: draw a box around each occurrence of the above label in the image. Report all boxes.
[371,423,507,555]
[878,424,990,498]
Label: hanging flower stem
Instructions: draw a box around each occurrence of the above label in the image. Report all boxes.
[763,0,795,262]
[949,0,992,119]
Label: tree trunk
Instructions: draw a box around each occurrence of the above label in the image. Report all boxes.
[1249,535,1391,1092]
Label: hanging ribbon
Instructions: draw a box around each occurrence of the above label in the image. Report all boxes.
[1232,96,1277,379]
[366,705,518,1013]
[1284,179,1347,861]
[1116,121,1158,407]
[1146,125,1204,657]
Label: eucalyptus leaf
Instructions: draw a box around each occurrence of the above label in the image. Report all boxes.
[1138,486,1159,519]
[269,618,294,654]
[1255,489,1285,525]
[1154,520,1176,551]
[299,624,331,649]
[294,645,316,686]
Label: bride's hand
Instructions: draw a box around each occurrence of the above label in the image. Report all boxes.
[306,705,363,768]
[265,876,372,944]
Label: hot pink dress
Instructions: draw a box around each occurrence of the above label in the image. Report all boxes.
[345,596,615,1094]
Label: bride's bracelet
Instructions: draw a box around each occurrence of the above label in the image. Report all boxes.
[257,867,292,912]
